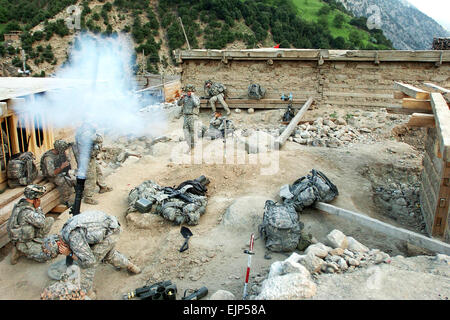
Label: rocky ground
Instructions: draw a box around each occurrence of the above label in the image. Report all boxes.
[0,102,448,300]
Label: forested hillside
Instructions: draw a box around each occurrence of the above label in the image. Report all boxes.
[0,0,394,77]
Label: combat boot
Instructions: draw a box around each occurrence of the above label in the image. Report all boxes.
[10,246,24,265]
[99,186,113,194]
[83,198,98,205]
[127,263,141,274]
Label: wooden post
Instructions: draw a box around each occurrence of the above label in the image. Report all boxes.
[275,97,314,148]
[178,17,191,50]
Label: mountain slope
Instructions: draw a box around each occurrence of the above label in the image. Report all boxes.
[0,0,399,77]
[337,0,450,49]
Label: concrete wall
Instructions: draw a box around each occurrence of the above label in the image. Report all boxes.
[180,59,450,109]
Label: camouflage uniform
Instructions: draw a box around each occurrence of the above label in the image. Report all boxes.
[177,86,203,149]
[74,123,111,204]
[41,140,75,205]
[204,80,230,115]
[7,185,54,263]
[59,210,137,292]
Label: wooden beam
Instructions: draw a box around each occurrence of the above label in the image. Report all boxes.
[394,81,430,100]
[315,202,450,255]
[393,91,409,99]
[432,166,450,237]
[200,98,307,109]
[407,113,436,128]
[430,93,450,162]
[275,97,314,148]
[402,98,432,110]
[423,82,450,94]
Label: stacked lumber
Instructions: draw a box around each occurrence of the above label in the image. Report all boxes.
[432,38,450,50]
[393,81,436,127]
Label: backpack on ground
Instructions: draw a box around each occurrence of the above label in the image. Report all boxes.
[282,169,338,212]
[259,200,303,252]
[248,84,266,100]
[7,152,38,188]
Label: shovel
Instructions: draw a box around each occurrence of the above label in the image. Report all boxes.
[179,226,193,252]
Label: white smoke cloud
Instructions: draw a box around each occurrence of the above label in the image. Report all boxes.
[17,32,166,138]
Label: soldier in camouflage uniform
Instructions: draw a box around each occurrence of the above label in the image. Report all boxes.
[74,122,113,205]
[204,79,231,116]
[42,210,141,298]
[177,84,204,150]
[41,140,76,206]
[7,184,55,264]
[207,111,235,140]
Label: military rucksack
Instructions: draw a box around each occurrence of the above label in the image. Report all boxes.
[7,152,38,187]
[259,200,303,252]
[7,199,35,242]
[282,169,338,212]
[248,84,266,100]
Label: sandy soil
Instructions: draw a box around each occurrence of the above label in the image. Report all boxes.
[0,105,446,300]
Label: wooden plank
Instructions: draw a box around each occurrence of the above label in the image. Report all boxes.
[430,93,450,162]
[315,202,450,255]
[324,92,393,99]
[275,97,314,148]
[50,204,69,213]
[402,98,432,110]
[178,49,450,63]
[394,91,409,99]
[394,81,430,100]
[0,176,45,208]
[407,113,436,128]
[423,82,450,94]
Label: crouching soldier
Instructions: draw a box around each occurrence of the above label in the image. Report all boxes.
[42,210,141,299]
[40,140,76,206]
[7,184,55,264]
[204,80,231,116]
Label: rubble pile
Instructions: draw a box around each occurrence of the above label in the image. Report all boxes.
[248,229,394,299]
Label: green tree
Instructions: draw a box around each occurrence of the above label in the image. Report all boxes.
[333,13,345,29]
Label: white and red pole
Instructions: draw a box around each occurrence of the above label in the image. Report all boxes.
[243,233,255,300]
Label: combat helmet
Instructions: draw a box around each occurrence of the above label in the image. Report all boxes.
[24,184,47,200]
[183,84,196,92]
[204,79,213,86]
[54,140,71,153]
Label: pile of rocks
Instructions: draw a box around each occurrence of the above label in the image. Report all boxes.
[373,182,426,232]
[289,117,371,148]
[249,229,392,300]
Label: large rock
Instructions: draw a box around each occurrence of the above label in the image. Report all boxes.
[298,253,324,274]
[305,243,332,258]
[268,253,311,279]
[257,273,317,300]
[222,196,270,232]
[347,237,369,253]
[239,130,276,154]
[326,229,348,249]
[210,290,236,300]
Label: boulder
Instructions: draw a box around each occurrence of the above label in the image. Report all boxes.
[347,237,369,253]
[298,253,324,274]
[222,196,269,232]
[305,243,332,259]
[239,130,276,154]
[257,273,317,300]
[326,229,348,249]
[210,290,236,300]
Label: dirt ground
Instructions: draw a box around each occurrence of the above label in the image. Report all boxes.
[0,104,447,300]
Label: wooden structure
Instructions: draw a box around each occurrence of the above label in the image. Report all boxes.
[176,49,450,112]
[395,81,450,241]
[3,31,22,42]
[0,77,91,248]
